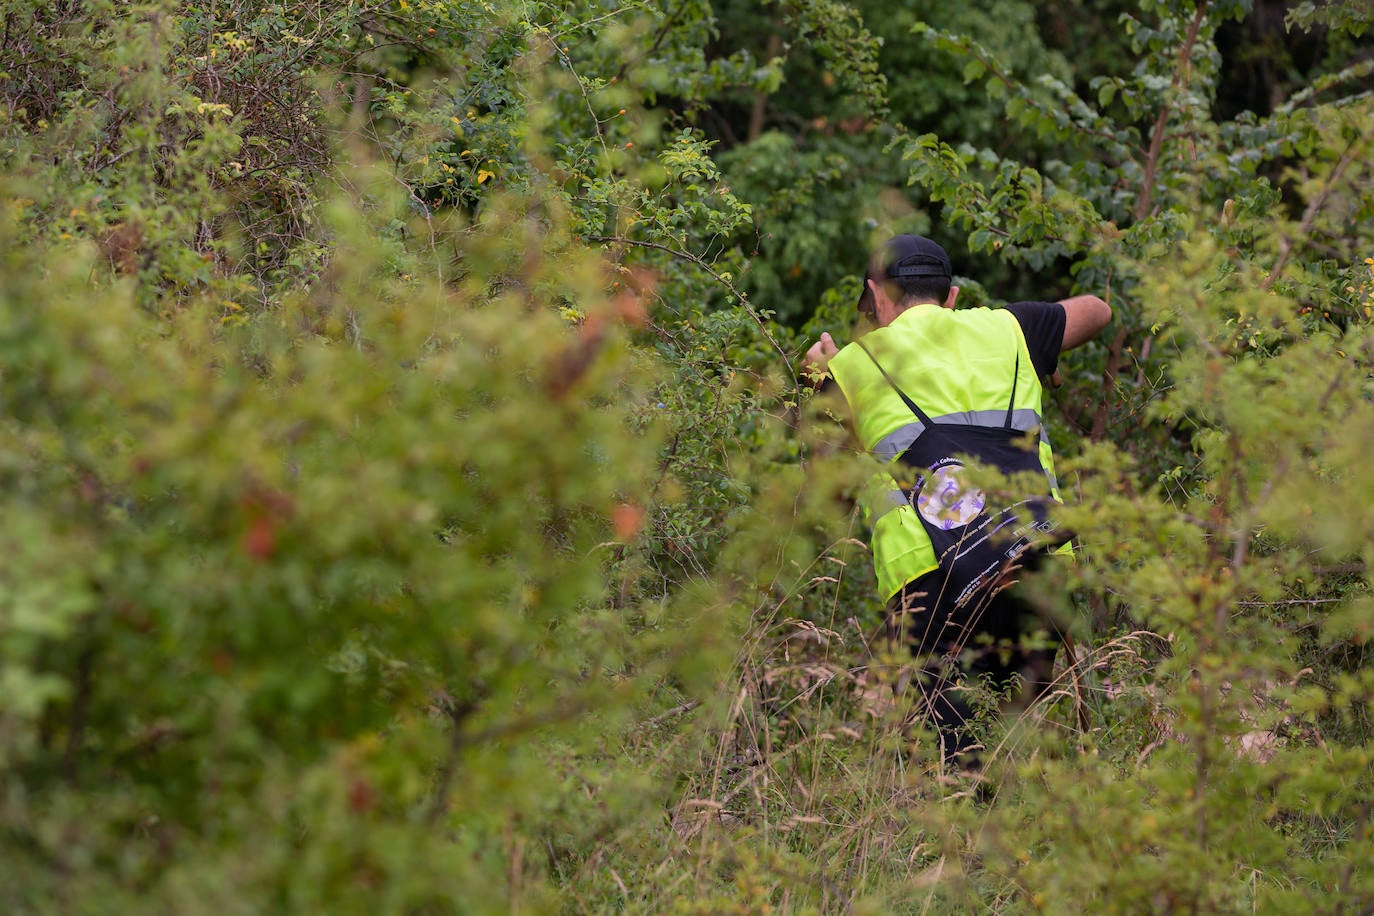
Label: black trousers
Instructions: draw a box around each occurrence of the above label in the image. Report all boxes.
[888,568,1061,767]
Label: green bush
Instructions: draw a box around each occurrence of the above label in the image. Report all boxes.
[3,0,1374,913]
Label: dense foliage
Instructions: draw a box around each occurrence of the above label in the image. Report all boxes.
[2,0,1373,912]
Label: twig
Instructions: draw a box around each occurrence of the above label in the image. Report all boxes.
[614,0,692,83]
[635,699,702,731]
[1091,323,1129,441]
[543,32,610,154]
[1135,1,1209,221]
[1132,336,1153,387]
[1235,598,1346,607]
[1264,135,1363,290]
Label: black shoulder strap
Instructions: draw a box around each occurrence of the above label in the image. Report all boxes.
[854,339,1022,429]
[853,339,936,427]
[1004,352,1020,428]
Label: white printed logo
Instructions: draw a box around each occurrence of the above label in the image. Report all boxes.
[916,462,985,530]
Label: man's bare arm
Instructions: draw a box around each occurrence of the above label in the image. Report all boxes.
[1059,295,1112,351]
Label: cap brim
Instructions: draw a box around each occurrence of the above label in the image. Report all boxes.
[856,279,875,316]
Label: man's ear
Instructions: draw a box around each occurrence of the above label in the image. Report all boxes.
[869,279,893,326]
[943,285,960,309]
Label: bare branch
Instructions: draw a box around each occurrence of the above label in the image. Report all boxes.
[1135,2,1209,221]
[586,234,801,397]
[1264,135,1363,290]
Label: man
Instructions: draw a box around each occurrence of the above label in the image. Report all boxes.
[805,233,1111,769]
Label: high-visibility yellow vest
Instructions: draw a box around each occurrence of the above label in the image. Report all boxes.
[829,304,1061,601]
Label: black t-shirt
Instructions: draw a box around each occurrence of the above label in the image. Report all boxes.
[1005,301,1066,378]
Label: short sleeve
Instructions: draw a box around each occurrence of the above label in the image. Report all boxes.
[1005,301,1066,378]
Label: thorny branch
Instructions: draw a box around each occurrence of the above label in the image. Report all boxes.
[587,234,801,398]
[1264,134,1364,290]
[1135,1,1210,221]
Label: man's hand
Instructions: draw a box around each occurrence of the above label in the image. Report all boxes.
[804,332,839,377]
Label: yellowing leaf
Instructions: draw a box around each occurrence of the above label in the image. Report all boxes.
[477,169,494,184]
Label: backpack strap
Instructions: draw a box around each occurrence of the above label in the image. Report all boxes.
[1004,352,1020,429]
[854,339,1021,431]
[853,339,937,428]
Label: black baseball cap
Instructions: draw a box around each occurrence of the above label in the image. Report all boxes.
[856,234,952,315]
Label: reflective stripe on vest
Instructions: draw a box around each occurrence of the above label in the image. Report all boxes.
[872,408,1046,462]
